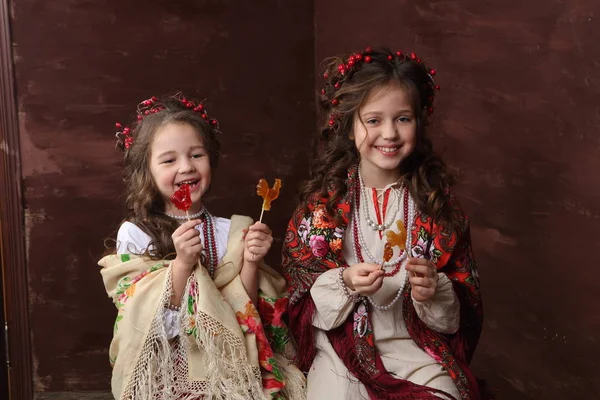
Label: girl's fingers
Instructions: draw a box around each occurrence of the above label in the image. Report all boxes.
[247,244,269,256]
[369,276,384,291]
[356,263,384,275]
[172,219,202,236]
[184,227,203,241]
[189,243,203,254]
[354,271,383,287]
[407,257,433,266]
[174,233,202,250]
[355,276,384,296]
[187,235,202,246]
[409,276,434,288]
[407,258,436,273]
[247,249,266,261]
[175,233,202,256]
[353,275,371,287]
[406,263,435,278]
[249,222,272,235]
[245,231,273,243]
[412,286,433,297]
[246,238,273,250]
[177,239,203,253]
[247,241,269,249]
[245,235,269,246]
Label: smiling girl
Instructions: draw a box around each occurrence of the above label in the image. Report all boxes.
[99,94,305,400]
[283,47,483,400]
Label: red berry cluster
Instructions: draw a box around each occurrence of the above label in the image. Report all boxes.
[114,93,220,152]
[321,47,440,133]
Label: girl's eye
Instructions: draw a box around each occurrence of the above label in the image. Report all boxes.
[191,153,204,159]
[397,116,411,123]
[161,159,175,164]
[366,118,379,125]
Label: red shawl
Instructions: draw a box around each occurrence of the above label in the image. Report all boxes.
[283,167,483,400]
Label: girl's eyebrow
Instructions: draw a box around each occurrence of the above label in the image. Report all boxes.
[156,145,206,158]
[155,150,175,158]
[361,109,413,117]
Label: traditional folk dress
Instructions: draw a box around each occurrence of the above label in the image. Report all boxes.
[283,166,482,400]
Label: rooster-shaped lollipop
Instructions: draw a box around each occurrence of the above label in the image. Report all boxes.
[382,219,407,267]
[256,178,282,222]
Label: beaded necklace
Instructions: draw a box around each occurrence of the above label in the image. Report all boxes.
[351,175,415,311]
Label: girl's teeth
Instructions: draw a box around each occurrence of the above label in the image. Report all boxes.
[178,180,198,186]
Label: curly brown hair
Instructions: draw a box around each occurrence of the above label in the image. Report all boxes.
[300,47,458,231]
[108,94,221,259]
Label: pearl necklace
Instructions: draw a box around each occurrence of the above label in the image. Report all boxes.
[165,208,205,220]
[351,177,416,311]
[366,273,407,311]
[358,172,400,231]
[353,187,413,267]
[368,199,414,311]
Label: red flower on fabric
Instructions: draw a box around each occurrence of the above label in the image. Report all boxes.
[263,377,285,390]
[258,297,288,328]
[238,315,259,334]
[271,298,288,326]
[256,331,274,369]
[309,235,329,258]
[258,298,275,326]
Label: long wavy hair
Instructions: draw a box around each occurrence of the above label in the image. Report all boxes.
[107,94,221,259]
[300,47,458,231]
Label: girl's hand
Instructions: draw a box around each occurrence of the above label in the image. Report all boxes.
[243,222,273,264]
[343,263,385,296]
[406,258,439,302]
[172,219,203,270]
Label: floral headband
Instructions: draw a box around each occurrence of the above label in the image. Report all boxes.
[320,47,440,133]
[114,92,220,151]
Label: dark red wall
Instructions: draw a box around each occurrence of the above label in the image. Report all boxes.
[315,1,600,399]
[11,0,314,395]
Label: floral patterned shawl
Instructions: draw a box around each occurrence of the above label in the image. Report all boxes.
[100,215,306,400]
[282,166,483,400]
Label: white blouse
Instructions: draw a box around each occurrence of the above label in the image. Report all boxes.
[308,182,461,400]
[116,217,231,339]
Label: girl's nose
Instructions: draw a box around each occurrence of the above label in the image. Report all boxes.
[381,121,399,140]
[179,158,196,173]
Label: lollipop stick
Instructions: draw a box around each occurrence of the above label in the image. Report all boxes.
[259,208,265,223]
